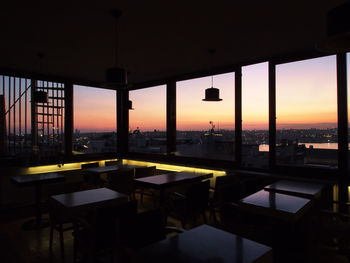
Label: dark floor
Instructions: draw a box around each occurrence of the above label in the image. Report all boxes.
[1,192,349,263]
[0,193,210,263]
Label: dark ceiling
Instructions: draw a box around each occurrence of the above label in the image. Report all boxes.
[0,0,345,86]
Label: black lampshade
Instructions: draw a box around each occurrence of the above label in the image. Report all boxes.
[202,87,222,101]
[128,100,134,110]
[33,91,48,103]
[105,67,128,87]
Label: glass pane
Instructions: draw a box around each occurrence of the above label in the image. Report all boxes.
[73,85,116,154]
[242,62,269,168]
[129,85,166,154]
[276,56,337,168]
[176,72,235,160]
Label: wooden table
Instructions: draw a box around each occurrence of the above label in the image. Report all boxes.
[263,180,324,199]
[11,173,65,230]
[139,224,272,263]
[134,171,212,207]
[239,189,312,223]
[50,187,128,214]
[84,164,147,175]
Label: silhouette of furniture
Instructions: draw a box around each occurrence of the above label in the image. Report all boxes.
[134,171,212,208]
[47,182,86,263]
[50,188,128,216]
[134,166,157,203]
[116,208,184,262]
[139,224,273,263]
[81,162,103,188]
[239,189,313,224]
[74,200,138,263]
[168,180,210,228]
[11,172,65,230]
[107,168,136,200]
[209,175,242,223]
[263,180,325,199]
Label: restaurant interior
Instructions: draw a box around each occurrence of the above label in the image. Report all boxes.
[1,1,350,263]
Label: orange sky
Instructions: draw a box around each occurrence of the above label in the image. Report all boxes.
[74,54,347,132]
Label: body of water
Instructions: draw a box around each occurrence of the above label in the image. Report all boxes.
[258,143,346,152]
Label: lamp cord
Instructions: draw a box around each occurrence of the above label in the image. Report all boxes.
[113,17,119,67]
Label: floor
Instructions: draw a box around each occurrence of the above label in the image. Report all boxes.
[0,192,210,263]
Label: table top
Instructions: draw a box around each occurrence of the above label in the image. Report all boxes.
[134,171,212,189]
[264,180,324,199]
[85,165,147,174]
[50,187,128,209]
[11,173,65,186]
[140,224,272,263]
[239,190,312,223]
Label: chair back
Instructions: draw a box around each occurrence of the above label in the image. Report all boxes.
[81,163,102,186]
[105,160,119,166]
[117,208,165,249]
[94,200,138,245]
[134,166,156,179]
[186,180,210,216]
[81,162,99,169]
[213,175,242,202]
[107,169,135,195]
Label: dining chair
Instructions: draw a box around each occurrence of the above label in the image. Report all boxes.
[115,208,184,262]
[105,160,120,166]
[81,162,105,188]
[48,182,86,263]
[134,166,157,203]
[107,168,135,199]
[74,200,138,263]
[167,180,210,229]
[209,175,242,224]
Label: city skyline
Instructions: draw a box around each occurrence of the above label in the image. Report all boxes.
[73,55,346,132]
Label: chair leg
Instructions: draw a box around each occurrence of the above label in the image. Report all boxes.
[49,226,54,253]
[202,212,207,224]
[140,192,144,204]
[59,227,65,263]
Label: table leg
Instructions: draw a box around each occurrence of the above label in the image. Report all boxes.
[22,183,50,230]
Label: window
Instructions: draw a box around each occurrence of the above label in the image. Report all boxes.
[242,62,269,168]
[276,56,338,168]
[0,76,65,163]
[129,85,166,154]
[73,85,116,154]
[176,73,235,160]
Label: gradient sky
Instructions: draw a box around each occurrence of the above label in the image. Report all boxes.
[74,85,116,132]
[73,54,349,132]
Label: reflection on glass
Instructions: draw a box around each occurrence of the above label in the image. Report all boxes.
[242,62,269,168]
[73,85,116,154]
[129,85,166,154]
[176,73,235,160]
[276,56,337,167]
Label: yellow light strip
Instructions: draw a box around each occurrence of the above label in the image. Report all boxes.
[24,158,118,175]
[122,159,226,178]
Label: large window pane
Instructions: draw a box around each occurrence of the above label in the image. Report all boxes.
[242,62,269,168]
[129,85,166,154]
[276,56,337,168]
[73,85,116,154]
[176,73,235,160]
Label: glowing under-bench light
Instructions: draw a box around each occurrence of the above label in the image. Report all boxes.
[122,159,226,177]
[24,159,118,174]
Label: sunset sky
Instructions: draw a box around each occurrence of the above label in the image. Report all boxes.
[74,54,349,132]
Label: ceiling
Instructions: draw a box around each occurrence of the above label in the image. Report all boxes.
[0,0,345,87]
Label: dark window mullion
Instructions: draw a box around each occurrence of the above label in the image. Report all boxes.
[269,62,276,170]
[235,68,242,166]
